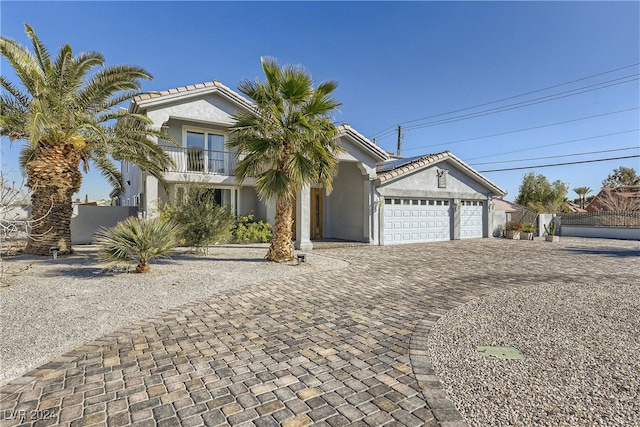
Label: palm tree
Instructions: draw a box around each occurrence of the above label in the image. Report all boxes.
[573,186,592,209]
[228,57,343,262]
[1,24,175,255]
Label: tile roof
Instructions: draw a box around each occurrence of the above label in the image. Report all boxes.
[337,124,389,160]
[130,81,389,161]
[376,151,452,182]
[132,80,254,111]
[376,150,507,196]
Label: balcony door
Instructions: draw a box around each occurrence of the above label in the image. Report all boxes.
[185,130,226,174]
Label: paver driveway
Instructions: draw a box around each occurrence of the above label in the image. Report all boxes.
[1,238,638,427]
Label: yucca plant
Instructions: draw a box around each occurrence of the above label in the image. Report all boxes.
[94,216,181,273]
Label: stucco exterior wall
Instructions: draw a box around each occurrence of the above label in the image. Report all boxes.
[239,187,268,220]
[377,160,492,199]
[121,161,143,207]
[71,206,138,244]
[560,225,640,240]
[145,94,239,131]
[325,162,366,241]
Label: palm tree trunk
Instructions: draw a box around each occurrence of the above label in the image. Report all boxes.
[25,142,82,256]
[136,259,150,273]
[266,196,294,262]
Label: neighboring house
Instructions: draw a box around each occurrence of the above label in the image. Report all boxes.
[586,186,640,212]
[121,80,507,248]
[493,198,520,217]
[564,201,587,213]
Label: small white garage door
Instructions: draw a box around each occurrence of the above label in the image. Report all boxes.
[383,198,451,244]
[460,200,484,239]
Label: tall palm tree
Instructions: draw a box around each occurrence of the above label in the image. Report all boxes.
[228,57,343,262]
[1,24,175,255]
[573,186,592,209]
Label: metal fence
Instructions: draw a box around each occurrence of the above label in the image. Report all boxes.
[560,211,640,227]
[509,207,538,227]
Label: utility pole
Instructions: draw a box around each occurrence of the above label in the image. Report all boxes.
[396,125,403,156]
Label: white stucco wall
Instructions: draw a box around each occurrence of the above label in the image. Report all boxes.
[560,225,640,240]
[325,162,367,241]
[377,160,492,199]
[238,186,269,220]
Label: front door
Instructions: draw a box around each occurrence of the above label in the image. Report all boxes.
[310,188,323,239]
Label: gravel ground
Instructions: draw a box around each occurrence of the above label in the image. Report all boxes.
[0,244,348,386]
[428,282,640,427]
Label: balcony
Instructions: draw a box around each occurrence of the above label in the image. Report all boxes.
[163,146,238,175]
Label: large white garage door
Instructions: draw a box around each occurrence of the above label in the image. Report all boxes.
[460,200,484,239]
[383,198,451,244]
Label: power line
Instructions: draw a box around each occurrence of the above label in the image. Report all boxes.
[370,62,640,138]
[402,107,640,152]
[469,146,640,166]
[374,75,638,142]
[478,155,640,173]
[402,75,638,133]
[465,129,640,161]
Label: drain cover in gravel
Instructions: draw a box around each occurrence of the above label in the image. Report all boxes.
[477,346,526,360]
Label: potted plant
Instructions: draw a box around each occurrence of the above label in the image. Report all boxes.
[544,220,559,242]
[504,221,522,239]
[520,223,535,240]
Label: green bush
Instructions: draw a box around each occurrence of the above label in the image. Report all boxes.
[233,214,272,243]
[94,216,181,273]
[162,185,235,254]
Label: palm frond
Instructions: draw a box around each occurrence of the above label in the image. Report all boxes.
[18,145,36,169]
[0,75,31,107]
[256,169,293,201]
[25,24,51,74]
[0,34,42,96]
[91,153,124,194]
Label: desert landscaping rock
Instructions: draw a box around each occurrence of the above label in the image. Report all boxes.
[0,237,638,426]
[428,282,640,427]
[0,245,348,386]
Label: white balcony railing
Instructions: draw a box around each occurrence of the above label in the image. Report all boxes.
[164,146,238,175]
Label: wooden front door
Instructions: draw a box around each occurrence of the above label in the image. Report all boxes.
[310,188,323,239]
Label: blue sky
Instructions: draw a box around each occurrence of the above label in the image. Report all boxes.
[1,1,639,202]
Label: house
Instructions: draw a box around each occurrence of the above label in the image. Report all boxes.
[586,186,640,212]
[121,80,507,248]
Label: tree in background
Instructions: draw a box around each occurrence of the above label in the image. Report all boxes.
[572,186,592,209]
[515,172,568,213]
[601,166,640,188]
[229,57,343,262]
[0,25,176,256]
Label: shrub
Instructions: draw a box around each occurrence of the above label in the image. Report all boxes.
[522,223,535,233]
[505,221,523,231]
[94,217,181,273]
[233,214,272,243]
[162,185,235,254]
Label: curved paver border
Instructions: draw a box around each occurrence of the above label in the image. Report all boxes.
[1,238,637,427]
[410,320,468,427]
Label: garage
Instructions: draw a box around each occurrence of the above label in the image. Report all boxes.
[460,200,484,239]
[383,198,451,244]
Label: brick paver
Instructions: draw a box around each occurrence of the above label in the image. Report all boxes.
[0,238,638,426]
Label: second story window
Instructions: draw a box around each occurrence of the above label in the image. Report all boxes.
[186,130,226,173]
